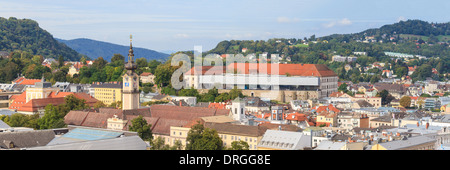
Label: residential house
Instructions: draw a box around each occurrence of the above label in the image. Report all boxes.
[374,83,407,99]
[140,72,155,84]
[204,122,267,150]
[290,100,310,111]
[244,97,270,113]
[337,113,370,130]
[382,70,394,78]
[316,112,338,127]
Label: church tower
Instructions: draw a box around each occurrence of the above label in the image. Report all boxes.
[122,35,140,110]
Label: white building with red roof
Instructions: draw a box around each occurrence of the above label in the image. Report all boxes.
[184,63,338,100]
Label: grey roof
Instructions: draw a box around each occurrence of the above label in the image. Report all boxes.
[314,140,346,150]
[245,97,269,107]
[257,130,310,150]
[27,136,147,150]
[0,120,11,129]
[0,130,55,149]
[10,84,26,92]
[90,82,122,89]
[434,114,450,123]
[0,109,15,116]
[377,136,436,150]
[355,100,373,107]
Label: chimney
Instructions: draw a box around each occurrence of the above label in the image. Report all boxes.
[426,122,429,130]
[179,101,182,107]
[417,122,419,127]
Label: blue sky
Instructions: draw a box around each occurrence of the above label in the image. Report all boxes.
[0,0,449,53]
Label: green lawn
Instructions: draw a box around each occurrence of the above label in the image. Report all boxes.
[292,44,309,48]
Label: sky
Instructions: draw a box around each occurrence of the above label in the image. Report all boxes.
[0,0,449,53]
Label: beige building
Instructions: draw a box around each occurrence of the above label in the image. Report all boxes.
[204,122,267,150]
[140,72,155,84]
[25,79,59,103]
[107,115,127,130]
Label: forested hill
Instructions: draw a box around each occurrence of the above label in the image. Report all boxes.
[56,38,170,62]
[0,17,83,61]
[322,20,450,43]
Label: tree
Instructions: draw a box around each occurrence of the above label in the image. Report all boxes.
[111,54,125,63]
[186,122,223,150]
[80,56,87,65]
[229,140,250,150]
[229,86,244,100]
[399,96,412,108]
[93,101,106,109]
[62,94,88,112]
[338,83,349,93]
[58,55,64,68]
[3,113,39,129]
[376,90,395,105]
[154,64,175,87]
[128,115,153,141]
[38,104,67,129]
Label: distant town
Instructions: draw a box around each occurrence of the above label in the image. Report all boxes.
[1,33,450,151]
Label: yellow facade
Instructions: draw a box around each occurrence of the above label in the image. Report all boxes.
[166,126,262,150]
[316,114,337,127]
[219,133,260,150]
[93,87,122,106]
[25,87,59,103]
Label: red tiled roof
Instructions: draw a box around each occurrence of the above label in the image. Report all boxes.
[8,92,27,110]
[208,103,227,110]
[185,63,337,77]
[140,72,153,76]
[285,112,307,121]
[314,104,341,113]
[227,63,337,77]
[19,98,65,112]
[185,66,225,75]
[150,105,229,120]
[64,110,91,126]
[9,91,98,112]
[17,79,42,85]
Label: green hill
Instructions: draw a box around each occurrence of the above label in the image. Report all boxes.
[0,17,83,61]
[56,38,170,62]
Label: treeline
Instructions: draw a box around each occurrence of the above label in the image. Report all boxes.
[0,17,84,61]
[0,51,161,84]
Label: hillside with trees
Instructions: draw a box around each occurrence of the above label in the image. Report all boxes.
[201,20,450,83]
[56,38,170,62]
[0,17,84,61]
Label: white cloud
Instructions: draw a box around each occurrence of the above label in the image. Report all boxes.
[323,18,352,28]
[339,18,352,25]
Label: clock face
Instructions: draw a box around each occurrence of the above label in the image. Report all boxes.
[125,82,129,87]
